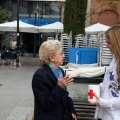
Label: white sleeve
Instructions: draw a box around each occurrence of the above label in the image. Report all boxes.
[99,83,103,88]
[100,97,120,110]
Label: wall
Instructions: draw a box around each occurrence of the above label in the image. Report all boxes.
[85,0,91,27]
[90,0,120,26]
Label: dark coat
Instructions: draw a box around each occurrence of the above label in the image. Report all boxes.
[32,64,76,120]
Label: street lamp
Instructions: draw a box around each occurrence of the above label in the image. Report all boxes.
[16,0,20,68]
[33,8,38,58]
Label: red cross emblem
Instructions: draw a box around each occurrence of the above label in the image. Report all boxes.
[88,90,94,99]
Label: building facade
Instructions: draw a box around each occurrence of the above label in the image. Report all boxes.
[19,0,63,26]
[1,0,64,26]
[89,0,120,26]
[2,0,120,52]
[0,0,65,53]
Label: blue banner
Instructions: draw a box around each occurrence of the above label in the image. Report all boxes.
[20,18,60,26]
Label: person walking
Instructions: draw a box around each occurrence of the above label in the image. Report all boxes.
[89,25,120,120]
[32,40,77,120]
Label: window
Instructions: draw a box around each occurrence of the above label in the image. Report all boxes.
[19,1,61,19]
[5,0,12,12]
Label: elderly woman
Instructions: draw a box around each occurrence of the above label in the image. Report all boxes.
[32,40,77,120]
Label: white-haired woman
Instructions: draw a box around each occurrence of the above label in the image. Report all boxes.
[32,40,77,120]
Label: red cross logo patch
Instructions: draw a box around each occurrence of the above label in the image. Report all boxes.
[88,89,94,99]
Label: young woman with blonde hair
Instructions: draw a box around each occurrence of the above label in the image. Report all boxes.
[90,25,120,120]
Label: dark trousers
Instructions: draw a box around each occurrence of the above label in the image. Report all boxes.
[98,119,102,120]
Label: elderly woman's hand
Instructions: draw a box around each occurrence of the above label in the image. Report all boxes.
[57,74,74,88]
[89,93,100,106]
[71,113,77,120]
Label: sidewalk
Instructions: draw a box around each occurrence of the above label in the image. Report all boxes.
[0,62,38,120]
[0,57,95,120]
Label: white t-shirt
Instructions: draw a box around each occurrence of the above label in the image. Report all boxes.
[95,57,120,120]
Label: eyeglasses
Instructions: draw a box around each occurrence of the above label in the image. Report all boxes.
[55,51,64,56]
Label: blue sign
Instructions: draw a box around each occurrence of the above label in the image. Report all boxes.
[19,18,60,26]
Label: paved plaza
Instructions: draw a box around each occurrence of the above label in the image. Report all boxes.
[0,57,97,120]
[0,64,37,120]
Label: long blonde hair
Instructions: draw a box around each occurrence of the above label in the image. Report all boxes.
[105,25,120,84]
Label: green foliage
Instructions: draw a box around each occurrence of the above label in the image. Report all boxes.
[72,88,88,101]
[0,7,12,46]
[0,6,12,23]
[1,32,12,48]
[63,0,88,44]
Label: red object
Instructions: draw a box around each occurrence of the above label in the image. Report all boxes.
[88,90,94,99]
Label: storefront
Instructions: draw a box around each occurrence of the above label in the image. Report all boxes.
[1,0,65,53]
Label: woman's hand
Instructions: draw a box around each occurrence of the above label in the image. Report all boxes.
[71,113,77,120]
[57,74,74,88]
[89,93,100,106]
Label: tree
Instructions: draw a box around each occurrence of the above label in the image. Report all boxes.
[63,0,88,44]
[0,6,12,49]
[0,6,12,23]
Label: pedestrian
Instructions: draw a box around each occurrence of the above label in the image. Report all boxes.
[89,25,120,120]
[8,39,17,51]
[19,40,25,56]
[32,40,77,120]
